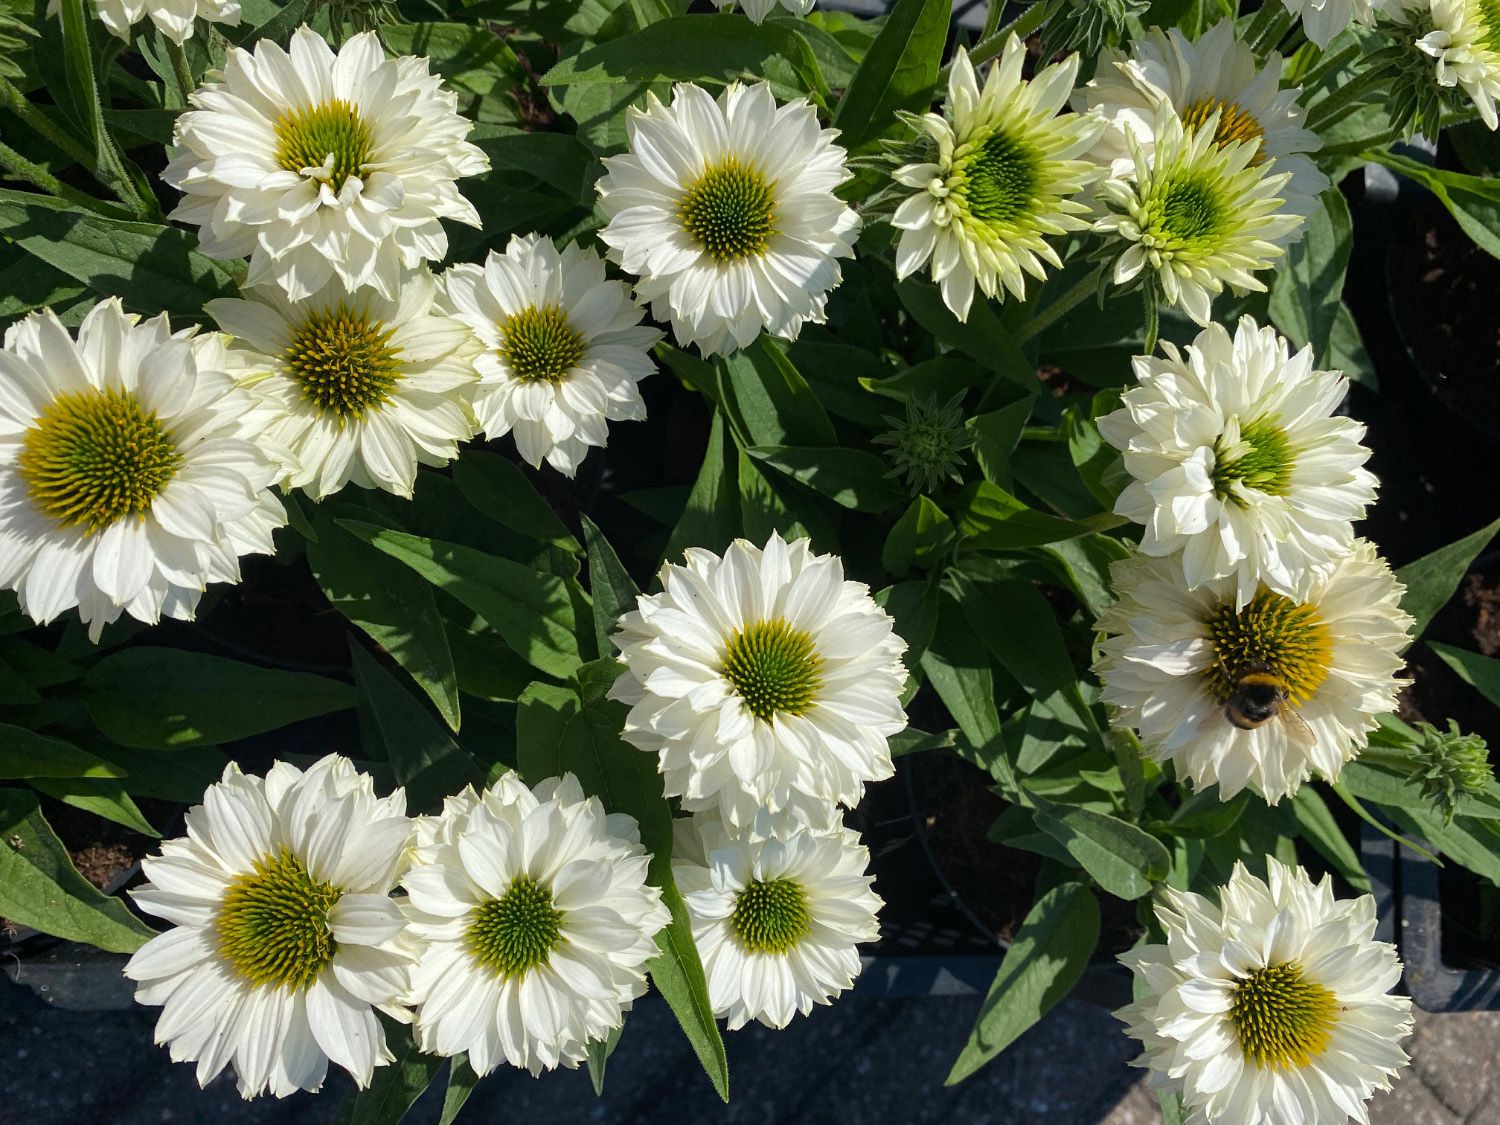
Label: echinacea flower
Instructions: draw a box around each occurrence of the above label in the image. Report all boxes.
[1417,0,1500,129]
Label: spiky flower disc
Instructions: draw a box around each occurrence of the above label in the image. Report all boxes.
[596,81,860,357]
[672,809,883,1029]
[1417,0,1500,129]
[438,233,662,477]
[402,773,669,1077]
[609,533,909,831]
[0,300,285,641]
[124,757,417,1099]
[207,270,477,500]
[1118,859,1413,1125]
[1094,541,1412,803]
[1097,316,1377,604]
[165,27,489,301]
[1094,101,1301,326]
[891,38,1104,322]
[1077,19,1329,238]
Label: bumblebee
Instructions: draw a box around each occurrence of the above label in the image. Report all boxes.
[1220,660,1316,747]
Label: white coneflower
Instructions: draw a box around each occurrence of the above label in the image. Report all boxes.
[206,270,476,500]
[1094,102,1301,326]
[49,0,239,43]
[402,773,669,1077]
[1077,19,1329,236]
[1096,315,1376,604]
[165,26,489,301]
[1118,859,1413,1125]
[1282,0,1396,48]
[124,757,417,1098]
[438,233,662,478]
[1094,541,1412,804]
[1417,0,1500,129]
[596,81,860,357]
[672,810,882,1030]
[712,0,814,20]
[890,38,1104,321]
[0,301,284,642]
[609,533,909,832]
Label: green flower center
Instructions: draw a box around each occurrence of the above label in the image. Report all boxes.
[18,387,182,534]
[1211,415,1295,501]
[720,618,824,721]
[467,874,563,980]
[1479,0,1500,53]
[954,128,1037,225]
[679,159,777,262]
[1181,97,1267,165]
[216,849,342,992]
[501,305,587,384]
[1230,961,1338,1070]
[731,877,811,955]
[283,303,402,423]
[1206,590,1333,705]
[274,99,374,195]
[1149,174,1225,248]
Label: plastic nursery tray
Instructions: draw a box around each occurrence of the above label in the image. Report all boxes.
[1391,835,1500,1011]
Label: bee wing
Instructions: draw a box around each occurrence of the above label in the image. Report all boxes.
[1279,706,1317,750]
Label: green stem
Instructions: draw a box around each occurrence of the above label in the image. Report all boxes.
[0,140,128,215]
[939,0,1061,82]
[1017,263,1104,344]
[1299,43,1360,91]
[165,38,197,102]
[1250,5,1297,57]
[0,77,95,170]
[1305,60,1395,130]
[1242,0,1282,49]
[1330,782,1444,865]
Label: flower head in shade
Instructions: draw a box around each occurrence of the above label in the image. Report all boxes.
[165,27,489,301]
[1097,316,1376,604]
[49,0,239,43]
[1077,19,1329,237]
[1118,859,1413,1125]
[402,773,669,1077]
[596,81,860,357]
[872,392,971,496]
[711,0,814,20]
[1094,102,1301,325]
[1417,0,1500,129]
[609,533,909,831]
[1094,542,1412,803]
[890,39,1104,321]
[207,270,476,500]
[124,757,417,1098]
[0,301,284,641]
[672,809,882,1029]
[438,234,662,478]
[1281,0,1395,48]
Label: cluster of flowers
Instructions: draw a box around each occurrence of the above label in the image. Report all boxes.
[123,531,909,1096]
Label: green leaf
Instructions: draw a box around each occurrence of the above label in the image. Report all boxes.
[946,881,1099,1084]
[882,495,956,575]
[229,0,315,44]
[919,592,1013,789]
[746,445,904,512]
[438,1057,478,1125]
[894,278,1032,385]
[1291,786,1370,893]
[723,339,837,448]
[581,515,640,659]
[306,505,460,731]
[87,743,229,804]
[1369,151,1500,261]
[380,23,523,96]
[29,777,159,838]
[1031,801,1170,900]
[586,1025,624,1097]
[833,0,952,150]
[57,0,153,215]
[0,725,123,779]
[1396,517,1500,644]
[1429,642,1500,710]
[83,649,355,750]
[968,397,1036,489]
[1268,189,1352,365]
[341,522,581,681]
[0,788,155,952]
[332,1021,444,1125]
[953,481,1115,550]
[351,643,484,814]
[452,451,579,554]
[0,190,235,319]
[664,411,740,562]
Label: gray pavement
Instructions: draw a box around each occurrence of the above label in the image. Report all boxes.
[4,965,1495,1125]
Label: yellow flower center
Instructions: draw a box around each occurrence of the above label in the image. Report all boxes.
[1230,961,1339,1070]
[501,305,587,384]
[18,387,181,533]
[720,618,824,721]
[731,877,812,955]
[1182,97,1267,165]
[274,99,374,194]
[283,303,402,423]
[217,849,341,992]
[679,158,777,262]
[1206,590,1333,706]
